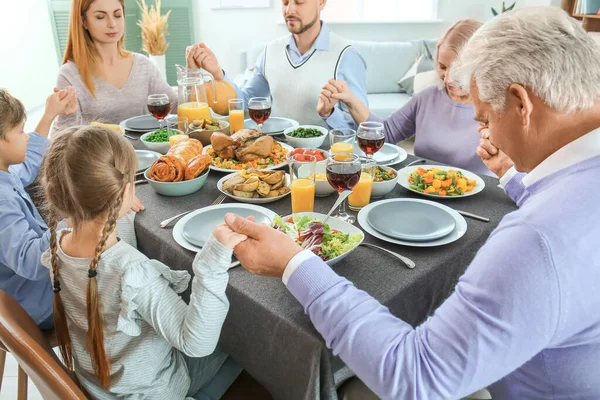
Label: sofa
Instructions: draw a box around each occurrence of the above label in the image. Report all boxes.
[236,39,438,119]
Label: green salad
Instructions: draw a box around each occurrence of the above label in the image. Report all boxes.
[272,215,362,261]
[287,127,324,138]
[143,129,175,143]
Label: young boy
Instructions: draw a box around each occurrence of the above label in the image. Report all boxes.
[0,87,77,329]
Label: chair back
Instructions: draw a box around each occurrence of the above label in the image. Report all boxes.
[0,290,87,399]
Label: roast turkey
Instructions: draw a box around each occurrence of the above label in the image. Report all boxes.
[210,129,274,162]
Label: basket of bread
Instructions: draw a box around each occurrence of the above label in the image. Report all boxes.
[144,138,211,196]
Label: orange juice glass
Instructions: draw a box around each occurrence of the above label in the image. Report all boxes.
[289,154,317,213]
[329,128,356,156]
[178,102,211,124]
[228,99,245,134]
[348,157,376,211]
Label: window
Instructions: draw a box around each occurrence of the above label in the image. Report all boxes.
[321,0,439,23]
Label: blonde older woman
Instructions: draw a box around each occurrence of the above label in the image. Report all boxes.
[320,19,496,176]
[225,7,600,399]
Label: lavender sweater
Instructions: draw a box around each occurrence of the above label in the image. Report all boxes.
[53,53,177,133]
[369,84,492,176]
[287,155,600,399]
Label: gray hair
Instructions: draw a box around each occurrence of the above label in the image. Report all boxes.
[452,6,600,113]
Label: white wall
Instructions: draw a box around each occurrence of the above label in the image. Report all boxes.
[193,0,556,77]
[0,0,60,111]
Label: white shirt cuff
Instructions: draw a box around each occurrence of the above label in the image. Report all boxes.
[282,250,319,286]
[498,166,518,189]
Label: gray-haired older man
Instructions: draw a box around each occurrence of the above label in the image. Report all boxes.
[225,7,600,399]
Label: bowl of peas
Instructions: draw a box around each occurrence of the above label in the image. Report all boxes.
[283,125,328,148]
[140,128,185,154]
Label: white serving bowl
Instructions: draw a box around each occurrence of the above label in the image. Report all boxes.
[283,125,328,149]
[371,166,399,199]
[315,163,336,197]
[282,212,364,266]
[140,129,186,154]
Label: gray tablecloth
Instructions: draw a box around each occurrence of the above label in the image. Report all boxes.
[132,137,517,400]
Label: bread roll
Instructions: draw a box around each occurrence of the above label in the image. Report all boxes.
[149,156,185,182]
[184,155,211,180]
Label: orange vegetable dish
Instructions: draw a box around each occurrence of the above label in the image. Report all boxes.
[207,142,289,170]
[408,167,477,196]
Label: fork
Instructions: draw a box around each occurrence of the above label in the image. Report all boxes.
[159,194,227,228]
[404,158,427,168]
[359,243,416,269]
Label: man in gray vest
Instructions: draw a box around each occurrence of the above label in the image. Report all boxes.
[187,0,367,130]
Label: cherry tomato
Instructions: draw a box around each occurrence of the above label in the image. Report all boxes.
[286,217,294,223]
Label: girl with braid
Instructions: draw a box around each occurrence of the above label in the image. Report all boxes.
[40,125,246,399]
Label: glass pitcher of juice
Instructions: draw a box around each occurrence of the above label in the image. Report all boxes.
[176,65,219,125]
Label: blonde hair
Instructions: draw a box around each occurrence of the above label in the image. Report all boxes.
[63,0,128,96]
[42,125,136,389]
[437,19,483,62]
[0,89,26,140]
[453,6,600,113]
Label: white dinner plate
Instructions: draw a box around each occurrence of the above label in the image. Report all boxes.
[358,199,467,247]
[203,142,294,173]
[244,117,299,135]
[396,164,485,199]
[135,150,161,173]
[375,146,408,166]
[354,142,403,164]
[119,114,177,133]
[217,172,291,204]
[173,204,277,252]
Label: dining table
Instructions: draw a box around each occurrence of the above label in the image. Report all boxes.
[131,137,518,400]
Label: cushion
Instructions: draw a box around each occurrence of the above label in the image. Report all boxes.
[349,40,420,94]
[367,93,412,120]
[398,54,436,95]
[413,70,440,94]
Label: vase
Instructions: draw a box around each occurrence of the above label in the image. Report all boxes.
[148,54,167,81]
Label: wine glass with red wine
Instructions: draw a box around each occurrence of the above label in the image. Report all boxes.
[357,121,385,162]
[248,97,272,131]
[147,94,171,130]
[326,153,361,224]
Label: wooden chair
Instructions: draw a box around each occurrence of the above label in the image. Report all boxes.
[0,290,87,399]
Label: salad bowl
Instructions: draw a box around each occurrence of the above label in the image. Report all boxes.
[273,212,364,266]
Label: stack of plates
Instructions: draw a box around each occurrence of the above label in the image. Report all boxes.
[353,142,408,166]
[172,203,277,252]
[357,198,467,247]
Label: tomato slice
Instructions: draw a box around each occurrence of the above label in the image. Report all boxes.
[291,148,304,156]
[286,217,294,223]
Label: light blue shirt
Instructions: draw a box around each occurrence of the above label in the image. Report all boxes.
[0,132,53,325]
[223,22,368,130]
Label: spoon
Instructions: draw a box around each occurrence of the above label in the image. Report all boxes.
[323,190,353,224]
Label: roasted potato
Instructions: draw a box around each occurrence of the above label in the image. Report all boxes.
[271,175,286,190]
[232,190,255,198]
[262,170,284,185]
[256,181,271,197]
[222,175,245,192]
[234,176,260,192]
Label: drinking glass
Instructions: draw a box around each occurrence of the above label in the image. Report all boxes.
[147,94,171,130]
[357,122,385,161]
[290,154,317,213]
[329,128,356,154]
[248,97,272,131]
[348,157,377,211]
[326,153,361,223]
[228,98,245,134]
